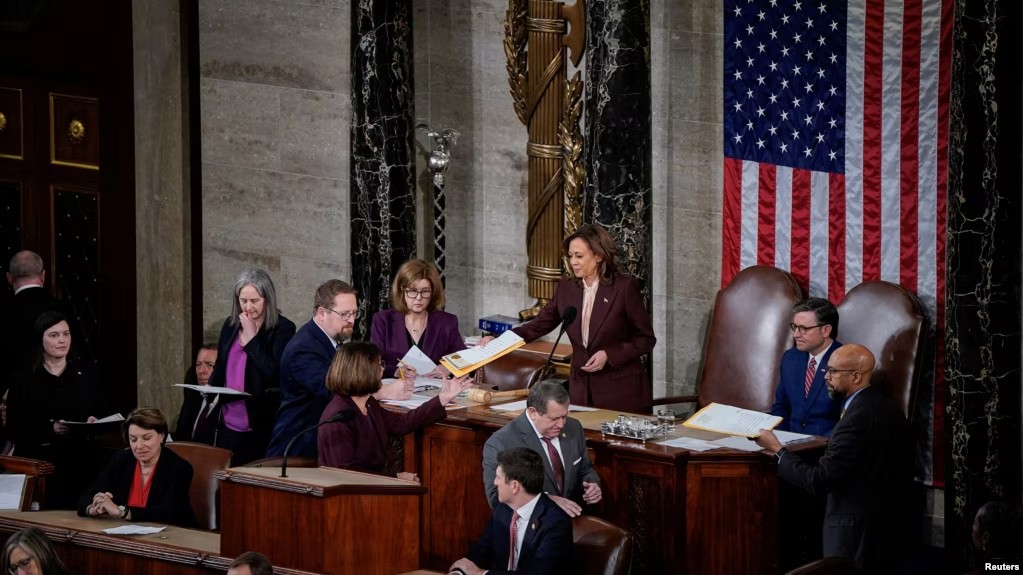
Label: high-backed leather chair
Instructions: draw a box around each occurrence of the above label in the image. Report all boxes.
[784,557,856,575]
[572,515,632,575]
[476,349,554,392]
[0,455,54,511]
[836,281,926,422]
[164,441,232,530]
[654,265,802,412]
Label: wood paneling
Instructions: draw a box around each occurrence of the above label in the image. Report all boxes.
[0,87,23,159]
[49,93,99,169]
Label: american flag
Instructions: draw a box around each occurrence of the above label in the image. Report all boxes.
[721,0,952,485]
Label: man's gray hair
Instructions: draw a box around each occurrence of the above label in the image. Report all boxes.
[8,251,43,279]
[526,380,569,414]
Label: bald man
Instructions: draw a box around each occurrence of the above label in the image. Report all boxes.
[756,344,912,573]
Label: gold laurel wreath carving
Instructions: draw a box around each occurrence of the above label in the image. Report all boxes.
[504,0,528,126]
[560,71,585,248]
[67,118,85,144]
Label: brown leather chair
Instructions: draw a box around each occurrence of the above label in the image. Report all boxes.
[244,456,317,469]
[572,515,632,575]
[653,265,803,412]
[784,557,856,575]
[0,455,54,511]
[164,441,232,530]
[476,349,554,392]
[836,281,926,422]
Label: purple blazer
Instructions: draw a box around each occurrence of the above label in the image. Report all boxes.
[513,275,656,413]
[370,309,466,376]
[317,393,446,474]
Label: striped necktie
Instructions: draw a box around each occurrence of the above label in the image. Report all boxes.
[804,357,817,398]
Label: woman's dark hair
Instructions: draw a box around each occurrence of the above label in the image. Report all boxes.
[32,310,70,372]
[325,342,383,397]
[562,223,621,285]
[2,526,67,575]
[121,407,169,446]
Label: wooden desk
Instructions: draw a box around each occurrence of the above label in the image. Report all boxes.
[404,403,826,575]
[0,510,323,574]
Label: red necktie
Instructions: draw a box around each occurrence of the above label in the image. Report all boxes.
[804,357,817,398]
[508,511,520,569]
[541,437,565,492]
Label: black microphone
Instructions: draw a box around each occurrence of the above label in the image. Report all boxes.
[535,306,577,388]
[280,409,356,478]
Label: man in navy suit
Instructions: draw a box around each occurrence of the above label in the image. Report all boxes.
[450,447,574,575]
[770,297,843,437]
[757,344,912,573]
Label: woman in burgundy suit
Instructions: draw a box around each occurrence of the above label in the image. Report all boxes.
[370,259,466,378]
[317,342,473,478]
[509,224,656,413]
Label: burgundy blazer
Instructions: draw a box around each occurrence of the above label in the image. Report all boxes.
[317,393,447,474]
[370,309,466,376]
[513,275,656,412]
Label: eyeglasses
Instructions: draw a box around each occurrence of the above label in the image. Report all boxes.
[326,308,359,321]
[789,323,825,335]
[404,288,433,300]
[822,367,858,375]
[8,557,33,574]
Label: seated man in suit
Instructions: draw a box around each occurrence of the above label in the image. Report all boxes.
[482,381,601,517]
[174,343,219,443]
[756,344,913,573]
[771,297,843,437]
[450,448,573,575]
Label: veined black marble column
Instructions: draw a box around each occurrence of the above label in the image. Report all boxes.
[945,0,1022,570]
[350,0,417,339]
[583,0,652,296]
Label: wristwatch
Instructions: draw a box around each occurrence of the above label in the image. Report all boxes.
[775,448,788,463]
[118,505,127,519]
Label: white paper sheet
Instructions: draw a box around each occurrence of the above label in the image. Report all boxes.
[774,430,816,445]
[57,413,125,426]
[399,345,439,374]
[682,402,783,437]
[709,436,767,452]
[174,384,250,396]
[655,437,721,452]
[0,475,27,510]
[381,394,436,410]
[102,525,167,535]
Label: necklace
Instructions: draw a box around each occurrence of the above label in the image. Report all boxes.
[406,316,427,333]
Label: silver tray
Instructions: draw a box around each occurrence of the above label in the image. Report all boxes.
[599,422,669,443]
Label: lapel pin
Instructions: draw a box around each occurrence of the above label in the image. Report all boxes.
[603,297,608,303]
[531,523,536,531]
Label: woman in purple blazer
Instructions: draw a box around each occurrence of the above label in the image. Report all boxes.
[371,259,466,378]
[317,342,473,477]
[509,224,656,413]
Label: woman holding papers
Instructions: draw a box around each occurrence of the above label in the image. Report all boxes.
[317,342,473,477]
[208,269,296,465]
[495,224,656,412]
[6,310,105,508]
[371,259,466,379]
[78,408,197,527]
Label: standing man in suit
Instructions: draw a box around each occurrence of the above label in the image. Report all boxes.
[482,381,601,517]
[450,448,574,575]
[756,344,912,573]
[2,251,66,375]
[770,297,843,437]
[174,343,219,443]
[267,280,411,458]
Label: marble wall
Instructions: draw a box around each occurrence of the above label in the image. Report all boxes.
[197,0,352,338]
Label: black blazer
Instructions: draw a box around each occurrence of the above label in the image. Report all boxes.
[78,447,197,527]
[173,368,218,445]
[466,494,574,575]
[778,385,912,571]
[207,315,296,435]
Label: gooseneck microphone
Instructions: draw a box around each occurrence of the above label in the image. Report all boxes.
[280,409,356,478]
[535,306,577,388]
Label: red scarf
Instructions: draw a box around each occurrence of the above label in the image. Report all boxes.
[127,459,159,508]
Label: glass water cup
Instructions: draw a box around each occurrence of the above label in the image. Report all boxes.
[657,410,677,431]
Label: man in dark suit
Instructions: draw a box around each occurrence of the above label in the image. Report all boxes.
[450,447,574,575]
[770,297,843,437]
[174,343,219,444]
[756,344,912,573]
[482,381,601,517]
[2,251,65,374]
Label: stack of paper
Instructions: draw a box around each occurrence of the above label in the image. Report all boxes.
[440,331,525,377]
[398,346,439,375]
[682,402,783,438]
[174,384,250,396]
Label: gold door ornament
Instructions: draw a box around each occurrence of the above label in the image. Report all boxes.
[505,0,586,319]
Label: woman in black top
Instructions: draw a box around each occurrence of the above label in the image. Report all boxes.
[6,310,104,509]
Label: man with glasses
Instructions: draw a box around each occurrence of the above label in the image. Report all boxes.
[756,344,912,573]
[770,297,843,438]
[481,381,602,517]
[267,280,412,458]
